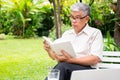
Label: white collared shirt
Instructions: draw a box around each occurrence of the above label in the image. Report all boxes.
[61,24,103,59]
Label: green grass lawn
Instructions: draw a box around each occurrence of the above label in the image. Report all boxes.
[0,38,57,80]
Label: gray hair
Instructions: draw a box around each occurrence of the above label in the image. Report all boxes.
[70,3,90,16]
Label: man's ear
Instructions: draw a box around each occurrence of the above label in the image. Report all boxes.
[85,16,90,23]
[86,16,90,21]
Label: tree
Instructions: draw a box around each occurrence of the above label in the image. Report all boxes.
[49,0,61,38]
[49,0,77,38]
[114,0,120,46]
[53,0,61,38]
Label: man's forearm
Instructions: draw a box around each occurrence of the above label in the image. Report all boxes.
[68,55,100,66]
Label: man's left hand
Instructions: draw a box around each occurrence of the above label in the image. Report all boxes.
[55,50,72,63]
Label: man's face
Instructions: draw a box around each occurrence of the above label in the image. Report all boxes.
[70,11,89,34]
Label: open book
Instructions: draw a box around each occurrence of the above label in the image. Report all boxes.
[43,36,76,57]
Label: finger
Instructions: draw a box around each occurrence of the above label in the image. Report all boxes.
[55,55,61,61]
[43,40,46,44]
[61,50,71,58]
[55,55,66,62]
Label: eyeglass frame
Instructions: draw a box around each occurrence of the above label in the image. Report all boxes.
[70,15,88,22]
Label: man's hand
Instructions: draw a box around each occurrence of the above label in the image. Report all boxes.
[43,40,52,52]
[43,41,73,62]
[55,50,73,63]
[43,40,56,60]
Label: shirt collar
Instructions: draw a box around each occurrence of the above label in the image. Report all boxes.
[70,24,90,36]
[82,24,90,35]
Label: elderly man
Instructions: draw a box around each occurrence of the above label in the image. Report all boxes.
[43,2,103,80]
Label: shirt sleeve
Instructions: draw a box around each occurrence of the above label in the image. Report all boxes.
[90,30,103,59]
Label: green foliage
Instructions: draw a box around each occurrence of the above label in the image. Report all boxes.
[88,0,116,37]
[37,4,54,37]
[60,0,77,25]
[0,0,119,40]
[104,31,120,51]
[0,0,39,37]
[0,0,54,38]
[49,24,72,39]
[0,10,13,34]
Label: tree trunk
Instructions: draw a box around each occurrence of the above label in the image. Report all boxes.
[52,0,61,38]
[114,0,120,46]
[56,0,61,38]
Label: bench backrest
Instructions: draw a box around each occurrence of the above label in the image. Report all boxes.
[97,51,120,69]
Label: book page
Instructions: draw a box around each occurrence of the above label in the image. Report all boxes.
[43,36,76,57]
[52,39,76,57]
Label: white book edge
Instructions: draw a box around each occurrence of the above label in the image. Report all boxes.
[43,36,52,45]
[43,36,76,57]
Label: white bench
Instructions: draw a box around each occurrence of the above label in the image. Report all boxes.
[97,51,120,69]
[71,51,120,80]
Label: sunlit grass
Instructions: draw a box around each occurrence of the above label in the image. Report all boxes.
[0,38,57,80]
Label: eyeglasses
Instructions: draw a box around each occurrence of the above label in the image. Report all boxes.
[70,15,87,22]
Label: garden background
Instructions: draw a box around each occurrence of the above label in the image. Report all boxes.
[0,0,120,79]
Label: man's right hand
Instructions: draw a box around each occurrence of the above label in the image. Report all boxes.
[43,40,52,52]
